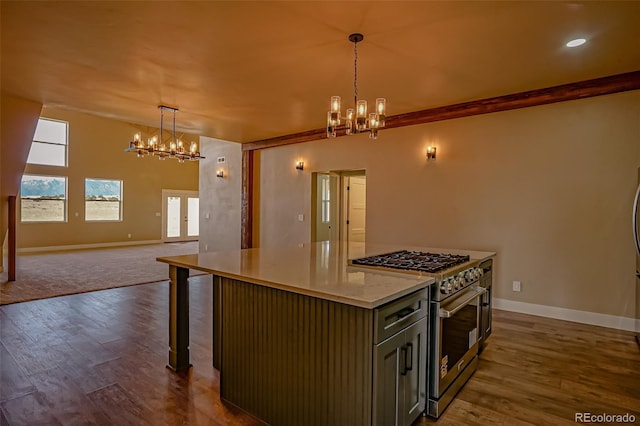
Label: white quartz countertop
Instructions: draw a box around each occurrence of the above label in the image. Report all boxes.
[157,241,443,308]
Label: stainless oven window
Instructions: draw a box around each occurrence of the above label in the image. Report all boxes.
[441,299,478,376]
[435,285,485,396]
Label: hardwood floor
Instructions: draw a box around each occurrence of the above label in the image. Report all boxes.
[0,276,257,426]
[1,276,638,425]
[418,310,640,426]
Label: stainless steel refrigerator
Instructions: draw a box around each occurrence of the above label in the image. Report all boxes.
[634,167,640,348]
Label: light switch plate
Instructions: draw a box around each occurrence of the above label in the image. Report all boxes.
[513,281,521,292]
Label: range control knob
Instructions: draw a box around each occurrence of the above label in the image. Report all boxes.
[446,279,454,292]
[469,268,480,281]
[464,269,474,281]
[477,267,484,277]
[440,280,450,294]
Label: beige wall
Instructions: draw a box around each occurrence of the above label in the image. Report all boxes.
[18,107,199,249]
[1,94,43,270]
[198,136,242,252]
[256,91,640,319]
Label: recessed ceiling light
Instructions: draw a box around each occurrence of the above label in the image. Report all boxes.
[566,38,586,48]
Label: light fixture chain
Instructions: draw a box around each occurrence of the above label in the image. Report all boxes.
[353,40,358,105]
[160,107,164,145]
[173,109,177,144]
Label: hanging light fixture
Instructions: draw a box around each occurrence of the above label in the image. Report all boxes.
[125,105,204,162]
[327,33,386,140]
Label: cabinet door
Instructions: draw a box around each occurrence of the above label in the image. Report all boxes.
[403,317,428,425]
[373,331,406,426]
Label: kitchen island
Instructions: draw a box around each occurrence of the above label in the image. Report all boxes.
[156,242,494,425]
[157,241,437,425]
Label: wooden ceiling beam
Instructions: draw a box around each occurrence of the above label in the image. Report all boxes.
[240,70,639,248]
[242,70,640,152]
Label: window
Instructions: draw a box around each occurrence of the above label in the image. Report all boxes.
[27,118,68,167]
[85,179,123,221]
[20,175,67,222]
[320,175,331,223]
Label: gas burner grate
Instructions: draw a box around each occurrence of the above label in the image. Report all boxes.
[351,250,470,273]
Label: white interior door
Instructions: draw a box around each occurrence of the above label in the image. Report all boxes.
[313,170,366,244]
[162,189,199,242]
[344,175,367,243]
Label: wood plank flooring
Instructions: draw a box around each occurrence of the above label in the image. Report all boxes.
[1,276,639,425]
[418,310,640,425]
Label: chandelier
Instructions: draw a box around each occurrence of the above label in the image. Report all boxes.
[326,33,386,140]
[125,105,204,162]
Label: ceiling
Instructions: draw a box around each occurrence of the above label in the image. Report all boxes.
[2,1,639,143]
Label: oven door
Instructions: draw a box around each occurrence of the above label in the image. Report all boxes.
[434,285,486,397]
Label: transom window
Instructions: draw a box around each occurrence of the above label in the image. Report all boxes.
[27,118,68,167]
[85,178,123,221]
[20,174,67,222]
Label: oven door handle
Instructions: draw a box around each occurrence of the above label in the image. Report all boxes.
[439,287,487,318]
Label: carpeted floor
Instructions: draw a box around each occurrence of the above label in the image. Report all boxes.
[0,242,203,305]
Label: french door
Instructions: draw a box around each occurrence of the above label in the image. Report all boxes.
[162,190,199,242]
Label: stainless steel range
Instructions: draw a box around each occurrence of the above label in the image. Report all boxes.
[426,257,486,418]
[352,249,492,418]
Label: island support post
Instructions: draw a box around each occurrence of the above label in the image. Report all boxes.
[168,265,191,371]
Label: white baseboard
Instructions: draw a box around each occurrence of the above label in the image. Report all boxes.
[493,297,639,333]
[17,240,164,253]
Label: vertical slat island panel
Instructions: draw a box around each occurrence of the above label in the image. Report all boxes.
[220,277,374,426]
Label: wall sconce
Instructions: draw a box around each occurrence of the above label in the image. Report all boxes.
[426,146,437,160]
[216,169,225,178]
[295,161,304,171]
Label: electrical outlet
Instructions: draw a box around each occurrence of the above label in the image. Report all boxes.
[513,280,521,292]
[127,233,132,239]
[297,214,304,222]
[205,244,208,251]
